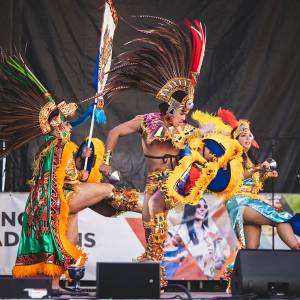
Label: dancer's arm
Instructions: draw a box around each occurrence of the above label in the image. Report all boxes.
[243,160,269,178]
[100,115,143,175]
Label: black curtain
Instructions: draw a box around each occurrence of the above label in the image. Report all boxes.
[1,0,300,192]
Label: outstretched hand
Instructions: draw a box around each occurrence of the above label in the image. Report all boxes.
[268,170,278,178]
[261,160,270,171]
[99,164,112,176]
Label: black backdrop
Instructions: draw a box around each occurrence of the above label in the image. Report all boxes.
[0,0,300,192]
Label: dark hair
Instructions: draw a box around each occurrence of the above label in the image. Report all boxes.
[158,90,188,115]
[172,90,188,102]
[48,109,60,122]
[159,102,169,115]
[230,128,237,139]
[183,199,209,245]
[233,129,259,166]
[242,147,258,167]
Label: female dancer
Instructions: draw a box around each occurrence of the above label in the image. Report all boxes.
[218,108,300,290]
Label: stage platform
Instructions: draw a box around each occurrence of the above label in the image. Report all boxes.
[50,281,300,300]
[51,291,231,299]
[24,291,300,300]
[2,289,297,299]
[46,289,300,300]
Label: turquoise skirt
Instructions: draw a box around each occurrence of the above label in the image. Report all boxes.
[226,195,294,246]
[225,195,300,272]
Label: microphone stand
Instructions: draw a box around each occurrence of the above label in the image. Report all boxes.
[271,175,275,250]
[1,141,6,192]
[271,139,275,251]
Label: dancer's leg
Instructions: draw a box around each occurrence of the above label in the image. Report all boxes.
[69,183,114,213]
[147,190,168,287]
[66,213,78,245]
[243,207,274,226]
[244,224,261,249]
[277,223,299,248]
[243,206,299,248]
[143,192,152,241]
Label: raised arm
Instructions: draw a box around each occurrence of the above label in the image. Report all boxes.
[100,115,143,175]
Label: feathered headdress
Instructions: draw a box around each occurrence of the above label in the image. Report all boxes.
[104,15,206,115]
[217,108,259,148]
[0,51,77,158]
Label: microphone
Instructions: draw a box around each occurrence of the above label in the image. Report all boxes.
[267,158,278,171]
[297,169,300,184]
[105,170,121,184]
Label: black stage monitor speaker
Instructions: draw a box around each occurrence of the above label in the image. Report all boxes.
[232,249,300,297]
[0,275,52,298]
[96,262,160,299]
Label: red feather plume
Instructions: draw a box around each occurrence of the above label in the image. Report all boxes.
[184,19,206,87]
[217,108,238,129]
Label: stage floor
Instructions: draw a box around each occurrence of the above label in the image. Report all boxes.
[3,292,297,299]
[46,291,292,300]
[161,291,231,299]
[47,292,230,299]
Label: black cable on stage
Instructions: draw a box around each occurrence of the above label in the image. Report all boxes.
[163,283,192,300]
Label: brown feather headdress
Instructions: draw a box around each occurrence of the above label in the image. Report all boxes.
[104,15,206,115]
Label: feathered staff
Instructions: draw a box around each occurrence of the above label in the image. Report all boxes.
[71,0,118,169]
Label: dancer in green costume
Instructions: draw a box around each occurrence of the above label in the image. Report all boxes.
[0,53,140,290]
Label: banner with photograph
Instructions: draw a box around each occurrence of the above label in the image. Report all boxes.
[0,192,299,280]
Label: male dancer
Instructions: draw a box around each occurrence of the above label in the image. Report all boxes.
[100,16,207,286]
